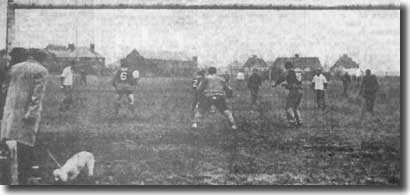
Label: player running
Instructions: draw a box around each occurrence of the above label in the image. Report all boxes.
[112,62,137,114]
[273,62,303,127]
[192,67,237,130]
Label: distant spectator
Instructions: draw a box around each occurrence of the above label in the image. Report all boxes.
[132,69,140,85]
[359,69,379,116]
[342,72,351,97]
[222,71,230,83]
[247,69,262,105]
[236,71,245,89]
[60,62,74,111]
[311,69,328,110]
[79,68,87,86]
[355,68,362,87]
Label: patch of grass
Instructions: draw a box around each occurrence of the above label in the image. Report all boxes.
[33,76,400,185]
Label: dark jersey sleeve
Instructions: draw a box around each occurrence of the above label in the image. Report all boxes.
[275,72,287,86]
[113,70,134,86]
[286,70,302,89]
[197,77,208,93]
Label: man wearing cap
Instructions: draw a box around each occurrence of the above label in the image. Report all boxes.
[311,68,328,110]
[273,62,303,127]
[1,48,48,184]
[192,67,237,130]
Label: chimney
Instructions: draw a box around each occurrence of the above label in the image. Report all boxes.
[68,43,75,51]
[90,44,95,52]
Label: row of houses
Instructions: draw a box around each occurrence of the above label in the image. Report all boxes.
[0,44,365,79]
[0,45,199,77]
[45,44,105,75]
[109,49,198,77]
[0,44,106,75]
[227,53,363,80]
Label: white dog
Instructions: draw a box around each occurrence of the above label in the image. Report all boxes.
[53,151,95,182]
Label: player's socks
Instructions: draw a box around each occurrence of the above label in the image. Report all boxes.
[128,94,135,105]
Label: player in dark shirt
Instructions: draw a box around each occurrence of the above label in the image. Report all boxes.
[359,69,379,116]
[193,67,237,129]
[112,62,136,114]
[273,62,303,127]
[248,69,263,105]
[342,72,351,97]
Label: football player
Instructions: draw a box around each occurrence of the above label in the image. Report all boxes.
[273,61,303,127]
[191,70,206,118]
[112,61,136,114]
[192,67,237,130]
[132,69,140,85]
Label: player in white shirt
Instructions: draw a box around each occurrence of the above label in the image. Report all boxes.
[132,69,140,85]
[236,71,245,90]
[60,62,74,111]
[311,68,328,110]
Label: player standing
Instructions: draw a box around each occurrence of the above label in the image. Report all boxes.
[60,62,74,111]
[191,70,206,118]
[192,67,237,130]
[112,62,136,114]
[311,68,328,110]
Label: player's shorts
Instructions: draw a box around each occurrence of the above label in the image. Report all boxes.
[115,83,134,95]
[193,90,201,103]
[198,95,228,114]
[286,88,302,109]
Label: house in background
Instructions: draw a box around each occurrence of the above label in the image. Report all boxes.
[226,60,243,75]
[45,43,105,75]
[241,55,270,79]
[121,49,198,77]
[330,54,360,77]
[243,55,269,72]
[271,54,322,80]
[272,54,321,72]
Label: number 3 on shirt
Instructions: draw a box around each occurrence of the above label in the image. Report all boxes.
[120,72,128,81]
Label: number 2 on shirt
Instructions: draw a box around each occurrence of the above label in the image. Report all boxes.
[193,80,199,88]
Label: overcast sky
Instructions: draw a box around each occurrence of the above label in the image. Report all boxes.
[0,0,400,72]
